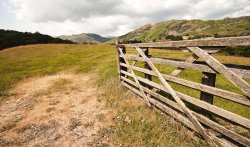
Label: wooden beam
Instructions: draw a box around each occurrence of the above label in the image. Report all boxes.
[120,64,250,106]
[122,36,250,48]
[200,72,216,118]
[143,48,152,81]
[121,77,250,146]
[124,54,250,79]
[117,47,127,78]
[170,53,199,76]
[120,70,250,130]
[187,47,250,97]
[119,48,151,106]
[134,47,217,146]
[116,46,121,80]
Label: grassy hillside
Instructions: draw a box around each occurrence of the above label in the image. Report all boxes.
[0,30,73,50]
[0,44,249,146]
[117,16,250,43]
[57,33,112,44]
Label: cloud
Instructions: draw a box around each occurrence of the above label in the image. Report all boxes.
[2,0,250,36]
[9,0,121,22]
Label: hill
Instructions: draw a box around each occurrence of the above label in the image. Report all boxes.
[116,16,250,43]
[57,33,112,44]
[0,30,74,50]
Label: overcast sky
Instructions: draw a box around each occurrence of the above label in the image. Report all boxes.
[0,0,249,37]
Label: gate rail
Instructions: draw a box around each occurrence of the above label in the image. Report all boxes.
[116,36,250,146]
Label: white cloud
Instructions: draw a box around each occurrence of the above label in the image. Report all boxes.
[2,0,250,36]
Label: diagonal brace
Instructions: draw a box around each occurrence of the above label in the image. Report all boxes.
[134,47,219,146]
[187,47,250,97]
[118,48,151,106]
[170,53,199,76]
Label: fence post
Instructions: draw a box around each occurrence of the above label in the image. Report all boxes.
[200,72,216,117]
[117,46,127,80]
[143,48,152,82]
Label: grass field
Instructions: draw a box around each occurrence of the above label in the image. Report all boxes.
[0,44,249,146]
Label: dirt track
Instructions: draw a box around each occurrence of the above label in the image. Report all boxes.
[0,73,114,146]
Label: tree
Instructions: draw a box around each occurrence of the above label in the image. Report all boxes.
[0,29,74,50]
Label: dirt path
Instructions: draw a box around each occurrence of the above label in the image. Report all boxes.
[0,73,114,146]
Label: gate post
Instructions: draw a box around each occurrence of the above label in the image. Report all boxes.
[143,48,152,82]
[116,45,127,80]
[200,72,216,117]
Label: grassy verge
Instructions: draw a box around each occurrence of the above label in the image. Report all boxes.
[98,78,207,146]
[0,44,249,146]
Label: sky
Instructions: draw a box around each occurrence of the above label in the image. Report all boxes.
[0,0,250,37]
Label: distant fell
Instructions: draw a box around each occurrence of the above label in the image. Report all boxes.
[116,16,250,43]
[57,33,112,44]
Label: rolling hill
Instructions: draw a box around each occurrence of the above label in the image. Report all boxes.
[114,16,250,43]
[57,33,112,44]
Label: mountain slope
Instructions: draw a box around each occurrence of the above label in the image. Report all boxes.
[0,30,73,50]
[57,33,112,44]
[117,16,250,43]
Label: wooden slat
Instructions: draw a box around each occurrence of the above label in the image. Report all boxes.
[120,81,198,132]
[180,47,221,53]
[116,46,121,80]
[188,47,250,97]
[120,70,250,130]
[118,48,151,106]
[121,77,246,146]
[121,76,250,146]
[121,36,250,48]
[125,54,216,72]
[124,52,139,79]
[124,54,250,79]
[120,63,250,106]
[170,53,199,76]
[134,47,216,146]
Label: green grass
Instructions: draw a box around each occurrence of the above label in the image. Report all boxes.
[0,44,115,98]
[0,44,249,146]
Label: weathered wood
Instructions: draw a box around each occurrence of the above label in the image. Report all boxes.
[125,53,139,79]
[125,54,215,72]
[119,48,151,106]
[188,47,250,97]
[116,45,121,80]
[134,47,216,146]
[200,72,216,118]
[143,48,152,81]
[120,81,199,132]
[124,54,250,79]
[120,63,250,106]
[118,47,127,78]
[117,37,250,146]
[121,80,201,133]
[180,47,221,53]
[170,53,199,76]
[120,70,250,130]
[123,36,250,48]
[121,76,250,146]
[121,77,239,146]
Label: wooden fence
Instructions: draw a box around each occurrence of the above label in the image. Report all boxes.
[116,36,250,146]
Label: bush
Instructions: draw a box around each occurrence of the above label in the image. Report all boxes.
[219,46,250,57]
[165,35,183,41]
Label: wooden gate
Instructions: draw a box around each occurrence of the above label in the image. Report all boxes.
[116,36,250,146]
